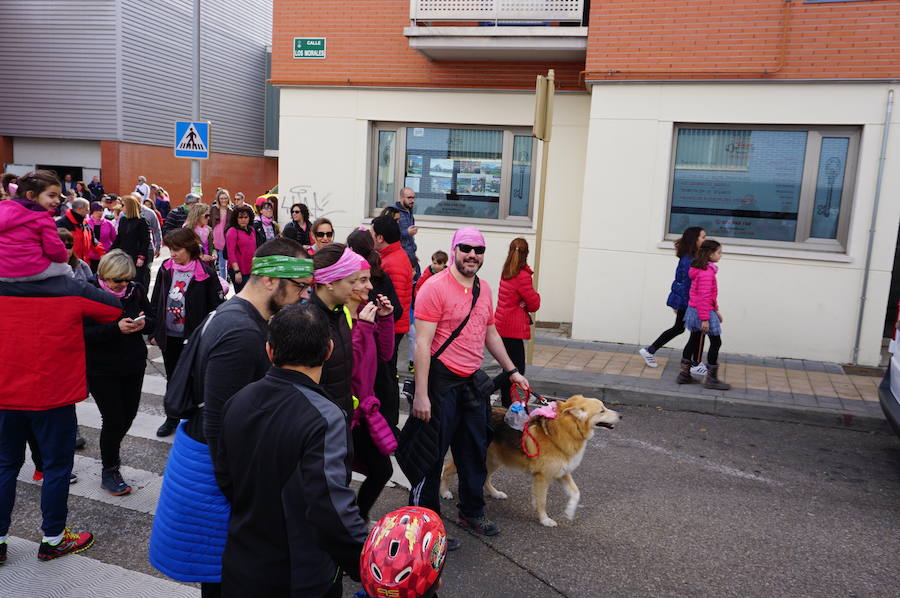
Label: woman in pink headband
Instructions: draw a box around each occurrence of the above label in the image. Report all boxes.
[310,244,367,418]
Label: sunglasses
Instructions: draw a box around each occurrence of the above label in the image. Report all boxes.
[314,231,334,238]
[457,244,486,255]
[110,278,132,284]
[291,210,302,214]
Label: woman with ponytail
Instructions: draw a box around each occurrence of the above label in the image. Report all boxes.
[493,238,541,407]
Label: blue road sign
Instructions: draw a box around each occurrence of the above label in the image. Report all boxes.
[174,121,210,159]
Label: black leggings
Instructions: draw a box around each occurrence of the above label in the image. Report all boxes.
[352,424,393,521]
[682,331,722,366]
[161,337,186,425]
[499,337,526,408]
[88,373,144,469]
[648,308,686,354]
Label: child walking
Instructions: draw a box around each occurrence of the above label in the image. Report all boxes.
[639,226,707,376]
[678,240,730,390]
[0,170,71,282]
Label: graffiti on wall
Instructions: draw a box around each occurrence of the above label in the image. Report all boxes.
[286,184,345,220]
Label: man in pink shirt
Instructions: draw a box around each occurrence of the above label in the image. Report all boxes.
[410,227,528,548]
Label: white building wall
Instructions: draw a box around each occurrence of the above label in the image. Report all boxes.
[277,88,590,323]
[13,138,102,169]
[573,83,900,366]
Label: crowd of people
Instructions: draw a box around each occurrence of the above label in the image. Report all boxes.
[0,170,728,597]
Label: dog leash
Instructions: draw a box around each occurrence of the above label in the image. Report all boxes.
[511,383,546,458]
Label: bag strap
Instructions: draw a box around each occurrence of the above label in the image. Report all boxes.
[432,277,480,361]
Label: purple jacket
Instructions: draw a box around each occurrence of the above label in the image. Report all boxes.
[88,216,117,260]
[351,314,394,406]
[0,198,69,277]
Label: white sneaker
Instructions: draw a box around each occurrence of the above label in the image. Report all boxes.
[690,363,708,376]
[638,348,658,368]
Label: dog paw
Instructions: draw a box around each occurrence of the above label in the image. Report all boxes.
[540,516,558,528]
[565,507,577,520]
[441,490,453,500]
[489,490,508,500]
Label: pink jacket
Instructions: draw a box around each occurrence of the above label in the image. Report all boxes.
[351,314,395,407]
[688,263,719,321]
[88,216,117,261]
[225,226,256,275]
[0,199,69,277]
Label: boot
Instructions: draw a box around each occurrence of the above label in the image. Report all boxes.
[704,364,731,390]
[676,359,696,384]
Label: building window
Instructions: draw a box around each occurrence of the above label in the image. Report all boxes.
[371,123,536,224]
[667,124,859,251]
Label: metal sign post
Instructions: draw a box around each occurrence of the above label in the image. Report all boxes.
[527,69,555,366]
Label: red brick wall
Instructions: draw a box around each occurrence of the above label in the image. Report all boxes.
[586,0,900,80]
[0,136,13,168]
[100,141,277,207]
[271,1,585,90]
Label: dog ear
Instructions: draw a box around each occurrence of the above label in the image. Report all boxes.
[562,406,588,421]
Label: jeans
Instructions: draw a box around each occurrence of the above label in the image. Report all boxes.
[0,405,77,536]
[215,251,227,281]
[409,362,489,519]
[89,373,145,469]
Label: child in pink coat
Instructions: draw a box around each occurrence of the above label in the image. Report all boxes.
[0,170,71,281]
[677,240,730,390]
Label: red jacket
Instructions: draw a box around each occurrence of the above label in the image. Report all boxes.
[414,265,437,297]
[494,265,541,340]
[380,242,413,334]
[58,210,105,263]
[0,276,122,410]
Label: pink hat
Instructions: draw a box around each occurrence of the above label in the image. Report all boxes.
[450,227,485,255]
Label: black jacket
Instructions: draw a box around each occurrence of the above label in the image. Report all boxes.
[84,281,155,376]
[161,205,189,240]
[282,220,311,246]
[216,368,368,597]
[251,219,280,248]
[112,216,150,261]
[309,293,354,416]
[150,260,224,349]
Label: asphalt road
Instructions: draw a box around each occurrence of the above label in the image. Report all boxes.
[3,386,898,598]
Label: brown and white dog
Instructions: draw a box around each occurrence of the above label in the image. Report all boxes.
[440,395,621,527]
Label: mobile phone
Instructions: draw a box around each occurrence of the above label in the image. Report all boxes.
[132,315,146,322]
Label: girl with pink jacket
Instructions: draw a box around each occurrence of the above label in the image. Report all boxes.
[677,240,730,390]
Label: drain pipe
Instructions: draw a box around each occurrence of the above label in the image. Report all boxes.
[853,88,894,364]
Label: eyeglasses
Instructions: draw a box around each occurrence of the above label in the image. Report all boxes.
[110,278,132,284]
[314,231,334,238]
[202,214,210,218]
[457,244,486,255]
[291,210,302,214]
[285,279,310,294]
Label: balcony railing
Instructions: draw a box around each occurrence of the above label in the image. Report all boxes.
[410,0,585,25]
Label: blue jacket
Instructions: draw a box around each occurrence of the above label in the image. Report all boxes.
[149,423,230,582]
[666,255,693,310]
[394,201,417,266]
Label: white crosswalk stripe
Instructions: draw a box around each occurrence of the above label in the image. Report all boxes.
[1,536,199,597]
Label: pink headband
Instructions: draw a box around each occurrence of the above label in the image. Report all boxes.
[451,227,486,255]
[314,248,366,284]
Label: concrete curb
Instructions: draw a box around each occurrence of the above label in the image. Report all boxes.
[527,377,891,433]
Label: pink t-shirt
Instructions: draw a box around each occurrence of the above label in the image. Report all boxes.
[415,268,494,377]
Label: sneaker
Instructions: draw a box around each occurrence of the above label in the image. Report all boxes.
[690,363,708,376]
[638,348,658,368]
[32,471,44,482]
[37,528,94,561]
[407,360,415,373]
[0,541,6,565]
[446,537,461,552]
[101,468,131,496]
[456,513,500,536]
[70,472,78,484]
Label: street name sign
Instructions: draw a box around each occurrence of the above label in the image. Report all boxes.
[174,121,210,159]
[293,37,326,59]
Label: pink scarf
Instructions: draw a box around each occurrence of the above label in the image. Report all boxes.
[99,279,128,298]
[163,258,209,281]
[260,215,273,226]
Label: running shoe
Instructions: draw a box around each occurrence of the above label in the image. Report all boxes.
[101,468,132,496]
[456,513,500,536]
[407,360,415,373]
[37,528,94,561]
[638,348,658,368]
[690,363,709,376]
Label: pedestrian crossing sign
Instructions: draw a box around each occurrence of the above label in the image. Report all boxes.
[174,121,210,159]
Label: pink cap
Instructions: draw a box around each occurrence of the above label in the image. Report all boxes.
[450,226,486,255]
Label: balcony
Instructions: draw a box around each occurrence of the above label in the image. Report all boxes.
[404,0,587,63]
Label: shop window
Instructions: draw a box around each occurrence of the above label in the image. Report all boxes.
[371,123,536,224]
[666,124,859,251]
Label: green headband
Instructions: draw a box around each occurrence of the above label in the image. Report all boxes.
[250,255,314,279]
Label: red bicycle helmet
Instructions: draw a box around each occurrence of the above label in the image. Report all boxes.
[360,507,447,598]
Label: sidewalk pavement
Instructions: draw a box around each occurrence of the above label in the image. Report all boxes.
[486,331,888,433]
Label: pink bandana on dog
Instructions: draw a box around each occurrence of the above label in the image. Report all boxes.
[314,247,365,284]
[450,227,486,256]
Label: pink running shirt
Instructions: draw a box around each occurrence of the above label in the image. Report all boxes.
[414,268,494,377]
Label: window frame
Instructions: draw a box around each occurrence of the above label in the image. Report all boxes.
[368,122,537,227]
[664,123,860,253]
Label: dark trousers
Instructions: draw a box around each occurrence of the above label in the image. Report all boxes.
[352,424,394,521]
[409,364,488,519]
[136,264,150,293]
[231,273,248,294]
[373,361,400,427]
[88,373,144,469]
[0,405,76,536]
[200,582,221,598]
[161,336,186,424]
[499,337,526,408]
[683,331,722,365]
[648,308,687,353]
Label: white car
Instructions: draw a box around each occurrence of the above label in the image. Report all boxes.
[881,331,900,438]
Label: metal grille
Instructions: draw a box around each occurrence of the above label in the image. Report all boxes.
[412,0,583,22]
